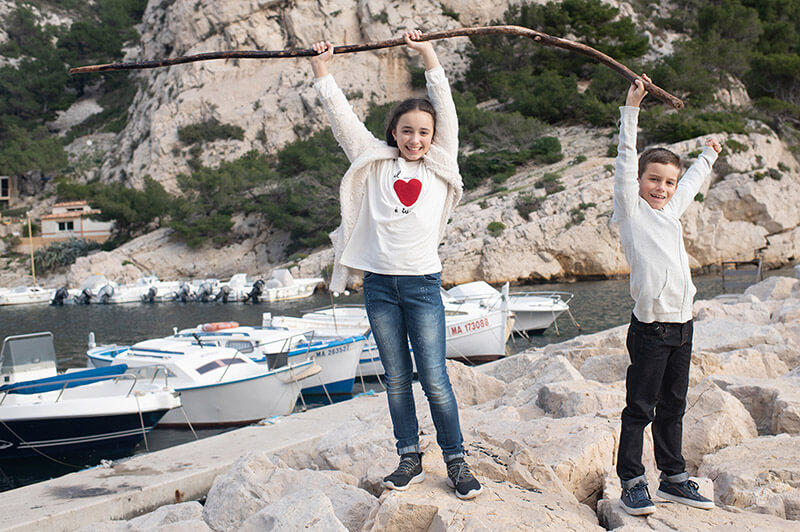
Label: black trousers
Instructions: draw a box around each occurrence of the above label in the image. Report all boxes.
[617,313,693,482]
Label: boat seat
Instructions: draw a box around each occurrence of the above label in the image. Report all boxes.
[0,364,129,395]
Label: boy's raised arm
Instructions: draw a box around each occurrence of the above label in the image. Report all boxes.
[613,76,649,219]
[668,137,721,216]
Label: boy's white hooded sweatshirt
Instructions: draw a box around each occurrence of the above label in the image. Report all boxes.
[613,106,718,324]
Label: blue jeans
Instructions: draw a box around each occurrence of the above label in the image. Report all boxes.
[617,313,692,484]
[363,272,465,462]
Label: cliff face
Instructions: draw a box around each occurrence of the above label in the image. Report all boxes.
[2,0,798,288]
[101,0,488,191]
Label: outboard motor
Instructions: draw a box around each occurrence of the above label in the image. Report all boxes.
[143,286,157,303]
[97,284,114,304]
[196,281,213,303]
[176,282,192,303]
[74,288,93,305]
[214,285,232,303]
[244,279,265,303]
[50,287,69,306]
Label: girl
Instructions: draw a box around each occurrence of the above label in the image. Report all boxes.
[310,31,481,500]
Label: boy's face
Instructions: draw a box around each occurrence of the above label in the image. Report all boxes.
[638,162,680,210]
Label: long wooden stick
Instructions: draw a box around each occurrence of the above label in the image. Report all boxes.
[69,25,683,109]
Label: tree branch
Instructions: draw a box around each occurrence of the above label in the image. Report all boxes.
[69,25,683,109]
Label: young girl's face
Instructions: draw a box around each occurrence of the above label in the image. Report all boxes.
[392,110,434,161]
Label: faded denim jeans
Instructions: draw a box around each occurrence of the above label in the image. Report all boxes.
[363,272,465,462]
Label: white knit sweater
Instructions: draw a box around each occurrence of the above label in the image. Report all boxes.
[613,106,718,323]
[313,66,463,292]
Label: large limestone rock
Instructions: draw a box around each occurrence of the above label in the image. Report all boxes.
[598,470,800,531]
[537,379,626,418]
[690,347,790,383]
[693,319,783,353]
[202,451,377,531]
[682,380,758,473]
[361,475,603,531]
[709,375,800,436]
[444,359,506,406]
[470,413,619,505]
[578,353,629,383]
[238,489,348,532]
[744,276,800,303]
[698,434,800,520]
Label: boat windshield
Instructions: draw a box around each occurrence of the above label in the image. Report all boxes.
[1,332,57,371]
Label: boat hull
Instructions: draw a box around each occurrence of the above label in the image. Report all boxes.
[0,410,170,459]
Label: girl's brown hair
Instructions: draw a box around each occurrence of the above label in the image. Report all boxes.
[385,98,436,147]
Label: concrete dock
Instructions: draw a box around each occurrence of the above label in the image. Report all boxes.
[0,391,384,532]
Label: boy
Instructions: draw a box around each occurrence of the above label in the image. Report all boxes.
[613,74,722,516]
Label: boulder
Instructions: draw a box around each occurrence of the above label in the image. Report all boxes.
[698,434,800,520]
[487,353,584,409]
[470,413,619,505]
[445,359,506,406]
[745,276,800,303]
[579,353,629,383]
[709,375,800,435]
[537,379,626,418]
[693,319,783,353]
[690,347,790,383]
[477,351,578,384]
[238,489,347,532]
[598,470,800,530]
[202,452,377,532]
[693,294,772,325]
[361,461,602,532]
[682,380,757,473]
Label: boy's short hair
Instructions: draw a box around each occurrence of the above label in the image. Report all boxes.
[638,148,681,179]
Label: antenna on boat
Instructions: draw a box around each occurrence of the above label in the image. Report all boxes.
[27,212,36,285]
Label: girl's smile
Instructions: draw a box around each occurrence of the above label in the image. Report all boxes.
[392,110,434,161]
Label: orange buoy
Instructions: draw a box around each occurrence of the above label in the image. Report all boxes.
[201,321,239,332]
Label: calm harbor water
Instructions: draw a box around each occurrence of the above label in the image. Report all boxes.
[0,269,790,491]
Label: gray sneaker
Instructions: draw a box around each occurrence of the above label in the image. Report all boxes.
[445,457,482,499]
[656,479,714,509]
[383,452,424,490]
[620,481,656,516]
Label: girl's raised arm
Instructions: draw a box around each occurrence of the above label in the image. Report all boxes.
[405,31,458,159]
[310,41,379,162]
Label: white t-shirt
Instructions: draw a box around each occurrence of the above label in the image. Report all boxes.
[340,156,448,275]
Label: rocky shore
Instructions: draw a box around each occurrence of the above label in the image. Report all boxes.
[70,275,800,531]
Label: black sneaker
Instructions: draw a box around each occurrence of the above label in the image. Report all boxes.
[445,457,482,499]
[620,481,656,516]
[383,452,424,490]
[656,479,714,509]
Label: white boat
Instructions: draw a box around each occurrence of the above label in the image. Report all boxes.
[0,332,181,459]
[167,322,365,397]
[262,269,324,302]
[86,336,319,426]
[267,289,512,377]
[447,281,572,334]
[0,285,54,306]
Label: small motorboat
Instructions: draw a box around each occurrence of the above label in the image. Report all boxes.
[168,322,366,397]
[0,285,54,306]
[447,281,573,334]
[267,288,512,377]
[86,335,320,427]
[0,332,180,459]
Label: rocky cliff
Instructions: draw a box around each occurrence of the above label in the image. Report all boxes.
[2,0,798,288]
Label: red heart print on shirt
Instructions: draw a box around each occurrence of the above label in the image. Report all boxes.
[393,179,422,207]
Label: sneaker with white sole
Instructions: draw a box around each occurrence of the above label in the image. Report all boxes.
[620,481,656,516]
[656,478,714,510]
[445,457,482,499]
[383,452,424,490]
